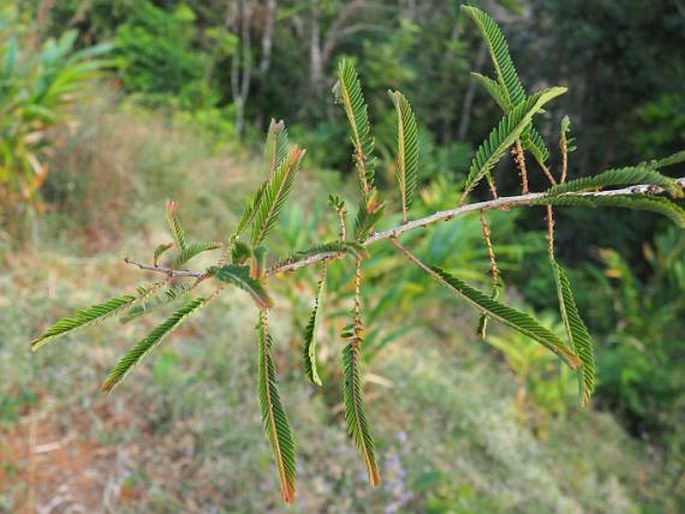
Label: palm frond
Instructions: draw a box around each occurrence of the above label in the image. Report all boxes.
[101,297,207,392]
[31,294,137,351]
[546,167,682,197]
[210,264,273,309]
[461,87,567,200]
[303,266,327,386]
[251,146,306,246]
[389,90,419,222]
[166,199,186,250]
[551,260,595,405]
[335,58,376,195]
[256,314,297,504]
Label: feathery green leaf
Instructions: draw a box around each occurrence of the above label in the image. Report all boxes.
[210,264,273,309]
[342,342,380,487]
[534,194,685,227]
[153,243,174,266]
[31,294,137,351]
[120,279,196,323]
[462,5,525,108]
[303,267,327,386]
[165,199,186,250]
[427,266,580,368]
[262,119,289,179]
[472,72,508,110]
[546,167,682,197]
[335,58,376,195]
[256,315,297,504]
[251,146,306,246]
[389,90,419,221]
[354,193,386,241]
[551,260,595,405]
[461,87,567,200]
[101,297,206,392]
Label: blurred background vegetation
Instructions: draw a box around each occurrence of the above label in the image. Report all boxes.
[1,0,684,512]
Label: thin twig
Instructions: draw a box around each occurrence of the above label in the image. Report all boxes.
[479,209,500,285]
[125,178,684,279]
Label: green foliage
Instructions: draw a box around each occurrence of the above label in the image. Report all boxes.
[335,58,376,196]
[425,265,580,369]
[251,147,306,246]
[171,240,222,268]
[389,90,419,221]
[0,7,111,235]
[461,87,567,200]
[276,241,367,267]
[28,5,685,505]
[210,265,273,309]
[303,267,326,386]
[114,1,214,109]
[463,5,549,164]
[256,314,297,504]
[31,294,137,351]
[102,297,207,392]
[120,280,196,323]
[551,260,595,405]
[535,194,685,227]
[342,342,380,487]
[546,166,682,197]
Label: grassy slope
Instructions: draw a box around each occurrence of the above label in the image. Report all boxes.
[0,102,667,513]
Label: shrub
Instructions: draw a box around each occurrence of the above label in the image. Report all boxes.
[29,5,684,505]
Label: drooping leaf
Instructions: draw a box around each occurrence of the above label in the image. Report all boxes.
[461,87,567,201]
[546,167,682,198]
[101,297,207,392]
[551,260,595,405]
[232,241,253,264]
[166,199,186,250]
[210,264,273,309]
[31,294,137,351]
[389,90,419,221]
[171,240,222,268]
[335,58,376,195]
[425,265,580,368]
[534,194,685,227]
[303,266,327,386]
[256,314,297,504]
[342,342,380,487]
[276,241,367,268]
[251,146,306,246]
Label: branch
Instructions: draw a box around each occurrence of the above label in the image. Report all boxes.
[126,178,684,279]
